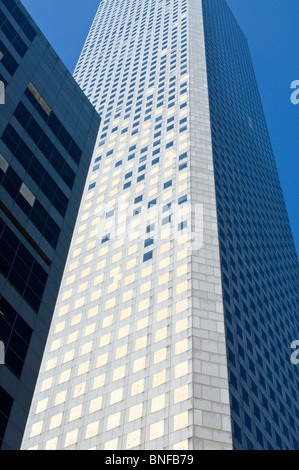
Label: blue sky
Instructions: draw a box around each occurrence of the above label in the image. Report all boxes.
[21,0,299,255]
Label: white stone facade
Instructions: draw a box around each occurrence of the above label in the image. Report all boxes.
[21,0,232,450]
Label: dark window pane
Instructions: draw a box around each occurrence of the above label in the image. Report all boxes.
[0,386,13,418]
[5,347,24,377]
[14,316,33,344]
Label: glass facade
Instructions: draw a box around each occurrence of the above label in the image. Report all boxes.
[21,0,298,451]
[202,0,299,450]
[0,0,100,450]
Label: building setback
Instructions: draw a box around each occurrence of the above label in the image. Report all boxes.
[0,0,100,450]
[21,0,298,450]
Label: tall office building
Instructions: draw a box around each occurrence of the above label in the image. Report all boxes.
[0,0,100,450]
[22,0,298,451]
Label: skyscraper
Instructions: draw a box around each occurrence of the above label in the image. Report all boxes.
[21,0,298,451]
[0,0,100,450]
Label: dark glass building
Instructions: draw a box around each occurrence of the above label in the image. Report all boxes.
[0,0,100,449]
[202,0,299,450]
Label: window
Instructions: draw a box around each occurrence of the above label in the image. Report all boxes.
[143,251,153,262]
[135,195,143,204]
[133,207,142,216]
[146,224,155,233]
[163,203,171,212]
[101,235,110,244]
[27,82,51,116]
[178,195,187,205]
[178,221,187,231]
[162,215,171,225]
[179,152,187,161]
[19,183,35,207]
[179,162,187,171]
[106,210,114,218]
[148,199,157,208]
[144,238,154,248]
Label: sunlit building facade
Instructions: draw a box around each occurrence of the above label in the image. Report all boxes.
[21,0,299,450]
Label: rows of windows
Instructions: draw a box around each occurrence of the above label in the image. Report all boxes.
[75,0,190,317]
[29,285,190,448]
[1,0,37,42]
[203,0,299,450]
[15,99,76,190]
[75,0,188,124]
[0,219,48,312]
[64,239,189,303]
[2,124,69,226]
[0,37,18,78]
[0,11,28,59]
[24,0,192,451]
[1,0,102,452]
[0,296,33,378]
[0,0,37,80]
[86,180,190,255]
[24,85,82,166]
[0,160,61,248]
[29,410,189,450]
[0,387,13,448]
